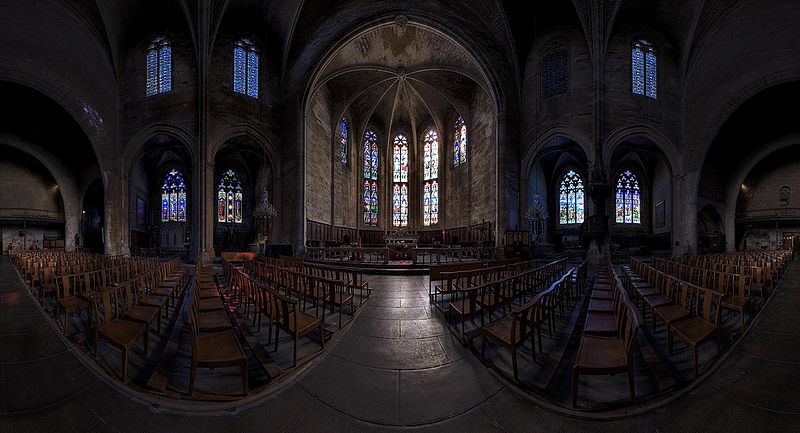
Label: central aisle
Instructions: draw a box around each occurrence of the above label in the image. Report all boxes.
[297,275,502,426]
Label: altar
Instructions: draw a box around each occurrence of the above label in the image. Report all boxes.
[385,230,418,259]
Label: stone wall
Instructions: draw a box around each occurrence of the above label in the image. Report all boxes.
[0,158,63,215]
[305,87,333,225]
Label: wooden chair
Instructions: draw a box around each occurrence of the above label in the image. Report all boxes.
[191,296,231,333]
[480,297,536,379]
[119,281,161,334]
[583,283,626,336]
[721,274,751,332]
[273,288,325,367]
[323,278,354,328]
[91,286,148,383]
[56,274,91,335]
[669,287,723,378]
[572,297,640,408]
[653,282,694,334]
[447,284,484,343]
[187,304,248,396]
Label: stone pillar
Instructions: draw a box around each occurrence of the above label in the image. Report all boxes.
[104,170,128,255]
[672,172,698,255]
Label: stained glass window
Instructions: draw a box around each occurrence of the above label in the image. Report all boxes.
[339,117,348,165]
[453,116,467,166]
[362,131,379,226]
[393,134,409,226]
[559,170,584,225]
[363,130,378,180]
[234,38,259,98]
[615,170,640,224]
[161,169,187,222]
[217,169,243,224]
[423,129,439,226]
[632,39,656,99]
[542,49,568,98]
[146,37,172,97]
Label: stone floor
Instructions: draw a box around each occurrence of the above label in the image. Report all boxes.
[1,255,799,432]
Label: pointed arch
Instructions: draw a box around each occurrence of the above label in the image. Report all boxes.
[559,170,584,225]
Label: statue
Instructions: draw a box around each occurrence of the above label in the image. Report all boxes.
[253,189,277,244]
[526,193,547,243]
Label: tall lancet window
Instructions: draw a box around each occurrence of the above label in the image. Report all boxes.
[632,39,657,99]
[362,130,378,226]
[453,116,467,166]
[615,170,641,224]
[392,134,409,227]
[217,169,243,224]
[339,117,349,165]
[559,170,584,225]
[161,169,187,222]
[234,38,259,98]
[146,37,172,96]
[423,129,439,226]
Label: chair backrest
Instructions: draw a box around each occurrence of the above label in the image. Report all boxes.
[697,287,723,326]
[57,274,77,299]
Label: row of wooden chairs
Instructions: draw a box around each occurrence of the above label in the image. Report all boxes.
[572,262,640,408]
[432,259,568,313]
[89,259,187,383]
[226,265,326,368]
[625,259,724,378]
[479,266,580,379]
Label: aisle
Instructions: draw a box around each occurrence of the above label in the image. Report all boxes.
[297,275,502,426]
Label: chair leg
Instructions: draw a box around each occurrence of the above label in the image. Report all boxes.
[480,335,486,360]
[571,368,579,408]
[292,333,298,368]
[241,360,249,396]
[122,348,129,384]
[189,361,196,396]
[628,365,636,401]
[693,347,699,379]
[511,347,518,380]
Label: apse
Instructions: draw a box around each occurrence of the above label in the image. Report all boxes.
[304,21,497,246]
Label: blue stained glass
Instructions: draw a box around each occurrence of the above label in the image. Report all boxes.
[234,39,259,98]
[615,170,640,224]
[370,143,378,180]
[632,40,656,99]
[159,46,172,92]
[146,37,171,96]
[645,51,657,99]
[146,49,158,96]
[162,169,187,222]
[559,170,584,225]
[339,117,348,164]
[453,116,467,166]
[247,50,259,98]
[233,46,246,94]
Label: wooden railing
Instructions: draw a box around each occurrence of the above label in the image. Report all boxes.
[412,247,497,264]
[305,246,498,265]
[0,207,65,222]
[736,207,800,221]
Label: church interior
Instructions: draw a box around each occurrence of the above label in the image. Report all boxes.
[1,1,799,432]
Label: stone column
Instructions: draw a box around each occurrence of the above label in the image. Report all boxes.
[672,172,698,255]
[104,170,128,255]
